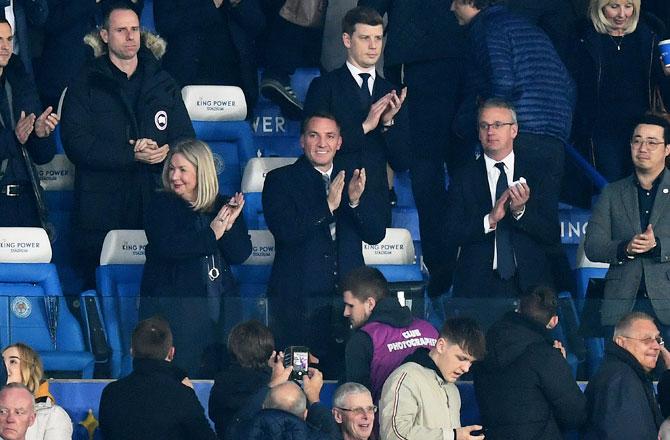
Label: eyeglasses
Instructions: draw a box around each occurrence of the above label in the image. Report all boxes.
[336,405,378,416]
[620,335,664,346]
[478,121,516,131]
[630,138,666,150]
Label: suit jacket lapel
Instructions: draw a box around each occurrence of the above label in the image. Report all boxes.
[649,169,670,227]
[337,66,367,116]
[475,157,492,210]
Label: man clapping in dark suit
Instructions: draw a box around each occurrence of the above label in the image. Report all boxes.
[446,98,564,305]
[262,113,387,376]
[303,6,410,206]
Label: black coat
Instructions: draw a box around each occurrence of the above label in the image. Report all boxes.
[208,364,271,439]
[141,191,252,298]
[262,155,386,300]
[473,312,586,440]
[445,152,563,297]
[61,40,195,238]
[99,358,217,440]
[243,409,331,440]
[0,56,55,185]
[582,342,664,439]
[303,65,411,194]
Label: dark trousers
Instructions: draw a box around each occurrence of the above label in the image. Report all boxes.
[0,188,40,227]
[399,57,468,294]
[263,15,322,83]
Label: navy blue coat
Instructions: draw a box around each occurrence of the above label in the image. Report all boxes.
[244,409,331,440]
[582,343,664,440]
[454,5,575,145]
[445,151,561,297]
[262,155,386,300]
[303,65,411,194]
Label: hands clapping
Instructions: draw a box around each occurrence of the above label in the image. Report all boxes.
[362,87,407,134]
[210,192,245,239]
[15,106,60,144]
[326,169,367,213]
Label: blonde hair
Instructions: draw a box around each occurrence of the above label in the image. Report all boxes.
[3,343,43,395]
[161,139,219,212]
[589,0,640,35]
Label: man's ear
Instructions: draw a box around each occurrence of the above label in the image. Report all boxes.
[367,297,377,311]
[166,346,175,362]
[332,408,343,424]
[547,315,559,330]
[100,28,109,44]
[342,32,352,49]
[614,336,625,349]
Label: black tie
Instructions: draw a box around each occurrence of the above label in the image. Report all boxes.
[494,162,515,280]
[358,73,372,108]
[0,82,14,129]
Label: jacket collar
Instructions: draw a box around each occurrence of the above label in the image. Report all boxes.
[403,347,447,382]
[604,341,654,382]
[131,357,188,382]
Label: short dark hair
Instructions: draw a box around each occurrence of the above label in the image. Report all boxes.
[301,111,341,135]
[342,6,383,35]
[341,266,389,302]
[613,311,657,339]
[0,18,11,31]
[227,320,275,370]
[440,317,486,360]
[519,285,558,326]
[102,0,139,29]
[131,316,173,360]
[636,113,670,145]
[453,0,504,10]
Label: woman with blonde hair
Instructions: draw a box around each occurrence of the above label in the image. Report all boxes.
[140,139,252,377]
[569,0,670,205]
[2,343,73,439]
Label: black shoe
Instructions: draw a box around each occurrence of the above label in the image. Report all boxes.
[389,188,397,207]
[261,78,303,120]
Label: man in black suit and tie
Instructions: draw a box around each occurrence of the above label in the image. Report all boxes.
[445,98,563,303]
[262,112,387,376]
[303,6,410,204]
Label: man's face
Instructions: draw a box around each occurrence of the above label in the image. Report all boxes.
[630,124,670,174]
[342,291,374,329]
[343,24,383,70]
[333,392,374,440]
[450,0,479,25]
[432,338,475,383]
[0,23,13,68]
[100,9,141,63]
[615,318,662,372]
[479,106,518,161]
[0,388,35,440]
[300,116,342,172]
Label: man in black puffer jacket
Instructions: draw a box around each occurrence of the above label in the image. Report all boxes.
[473,286,586,439]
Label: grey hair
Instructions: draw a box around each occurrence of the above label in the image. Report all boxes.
[478,97,518,124]
[613,312,656,339]
[333,382,371,408]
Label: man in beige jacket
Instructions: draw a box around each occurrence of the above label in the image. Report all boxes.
[379,317,486,440]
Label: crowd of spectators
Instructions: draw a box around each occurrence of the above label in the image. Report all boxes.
[4,0,670,438]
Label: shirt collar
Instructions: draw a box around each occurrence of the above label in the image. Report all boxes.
[634,169,665,189]
[484,150,515,174]
[346,61,376,82]
[315,165,334,179]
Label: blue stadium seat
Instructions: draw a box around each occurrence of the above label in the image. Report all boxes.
[140,0,156,32]
[230,230,274,324]
[252,68,321,157]
[95,230,147,378]
[0,228,95,377]
[182,85,256,195]
[240,157,297,229]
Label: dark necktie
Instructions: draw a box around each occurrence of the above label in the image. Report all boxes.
[322,173,330,195]
[0,82,14,129]
[494,162,515,279]
[358,73,372,108]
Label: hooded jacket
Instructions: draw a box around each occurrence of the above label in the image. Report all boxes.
[61,30,194,235]
[344,297,437,402]
[472,312,585,440]
[379,348,461,440]
[582,342,664,440]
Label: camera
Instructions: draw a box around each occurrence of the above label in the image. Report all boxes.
[284,346,309,381]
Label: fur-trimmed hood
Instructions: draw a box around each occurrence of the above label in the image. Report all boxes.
[83,29,167,60]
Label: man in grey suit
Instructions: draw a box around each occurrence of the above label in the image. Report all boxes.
[585,114,670,333]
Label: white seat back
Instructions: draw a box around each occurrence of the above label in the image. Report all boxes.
[241,157,297,193]
[363,228,415,265]
[0,228,52,263]
[100,230,148,265]
[182,85,247,121]
[243,230,276,265]
[37,154,75,191]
